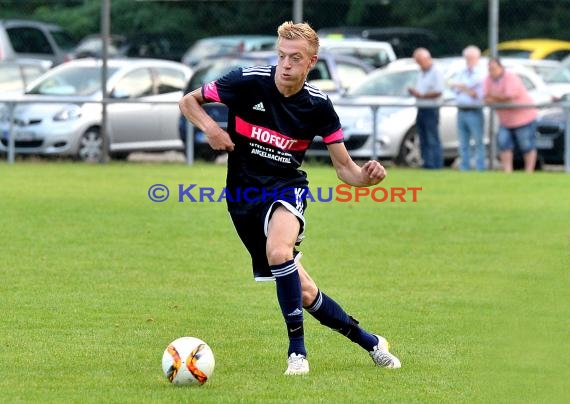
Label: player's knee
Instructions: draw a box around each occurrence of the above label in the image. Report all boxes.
[301,286,318,307]
[266,245,293,266]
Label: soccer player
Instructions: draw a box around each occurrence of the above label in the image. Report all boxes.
[179,21,401,375]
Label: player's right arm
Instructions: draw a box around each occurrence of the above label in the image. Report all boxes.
[179,88,235,152]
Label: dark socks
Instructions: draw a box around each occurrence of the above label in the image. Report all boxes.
[305,290,378,351]
[269,259,306,357]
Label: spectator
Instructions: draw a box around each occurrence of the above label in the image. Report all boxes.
[484,57,538,173]
[450,45,486,171]
[408,47,445,169]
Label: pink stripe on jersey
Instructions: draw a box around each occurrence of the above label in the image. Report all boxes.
[322,128,344,144]
[203,81,221,102]
[235,117,311,151]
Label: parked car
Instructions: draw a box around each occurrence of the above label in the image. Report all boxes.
[489,38,570,61]
[69,33,188,62]
[0,59,50,96]
[0,19,77,66]
[510,59,560,81]
[318,38,396,69]
[0,58,192,161]
[181,35,277,67]
[179,50,373,160]
[122,33,188,61]
[534,101,568,165]
[306,57,553,167]
[317,26,445,57]
[542,55,570,99]
[69,34,129,59]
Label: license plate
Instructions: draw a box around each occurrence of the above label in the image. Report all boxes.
[15,131,36,141]
[535,138,553,149]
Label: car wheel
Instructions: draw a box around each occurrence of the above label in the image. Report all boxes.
[396,128,422,168]
[77,127,105,162]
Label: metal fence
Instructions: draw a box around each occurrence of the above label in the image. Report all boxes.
[2,96,569,172]
[1,0,570,171]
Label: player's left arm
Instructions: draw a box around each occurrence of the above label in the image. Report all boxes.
[327,142,387,187]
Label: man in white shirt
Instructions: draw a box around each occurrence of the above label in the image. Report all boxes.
[408,48,444,169]
[451,45,486,171]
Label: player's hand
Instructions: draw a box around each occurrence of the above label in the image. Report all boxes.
[361,160,387,185]
[206,127,235,152]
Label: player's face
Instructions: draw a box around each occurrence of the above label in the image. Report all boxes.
[275,38,317,96]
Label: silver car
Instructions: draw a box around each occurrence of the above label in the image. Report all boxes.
[0,59,50,97]
[307,57,553,167]
[0,58,192,161]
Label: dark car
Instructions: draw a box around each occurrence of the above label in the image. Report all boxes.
[69,34,129,59]
[70,32,188,62]
[181,35,276,67]
[534,106,568,165]
[179,51,373,160]
[123,33,188,61]
[317,26,444,57]
[0,19,77,66]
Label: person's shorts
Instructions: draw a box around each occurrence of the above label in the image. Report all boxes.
[228,187,307,282]
[498,120,537,153]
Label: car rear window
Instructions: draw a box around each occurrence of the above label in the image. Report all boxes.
[7,27,53,54]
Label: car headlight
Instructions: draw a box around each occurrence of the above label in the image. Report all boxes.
[53,104,82,121]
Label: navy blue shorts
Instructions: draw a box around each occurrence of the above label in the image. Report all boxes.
[229,187,307,281]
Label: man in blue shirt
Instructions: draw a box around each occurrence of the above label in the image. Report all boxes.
[451,45,486,171]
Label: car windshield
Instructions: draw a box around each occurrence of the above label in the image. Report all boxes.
[544,60,570,83]
[347,69,418,97]
[27,66,119,96]
[51,30,77,51]
[497,49,532,59]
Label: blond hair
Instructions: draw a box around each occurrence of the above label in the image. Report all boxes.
[277,21,319,55]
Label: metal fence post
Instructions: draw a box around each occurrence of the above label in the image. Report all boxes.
[6,102,15,164]
[100,0,111,163]
[488,105,496,170]
[370,105,379,161]
[564,103,570,173]
[186,122,194,165]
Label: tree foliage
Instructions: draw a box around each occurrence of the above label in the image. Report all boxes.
[1,0,570,55]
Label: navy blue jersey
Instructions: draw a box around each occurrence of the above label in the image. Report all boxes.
[202,65,344,204]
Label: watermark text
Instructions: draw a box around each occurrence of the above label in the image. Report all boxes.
[148,184,422,203]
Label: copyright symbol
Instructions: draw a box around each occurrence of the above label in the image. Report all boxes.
[148,184,169,202]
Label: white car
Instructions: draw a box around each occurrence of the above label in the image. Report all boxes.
[307,57,553,167]
[318,38,397,69]
[543,55,570,98]
[0,58,192,161]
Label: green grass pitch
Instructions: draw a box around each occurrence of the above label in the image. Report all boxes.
[0,161,568,403]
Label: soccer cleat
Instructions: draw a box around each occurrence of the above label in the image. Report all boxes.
[284,353,309,375]
[369,335,401,368]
